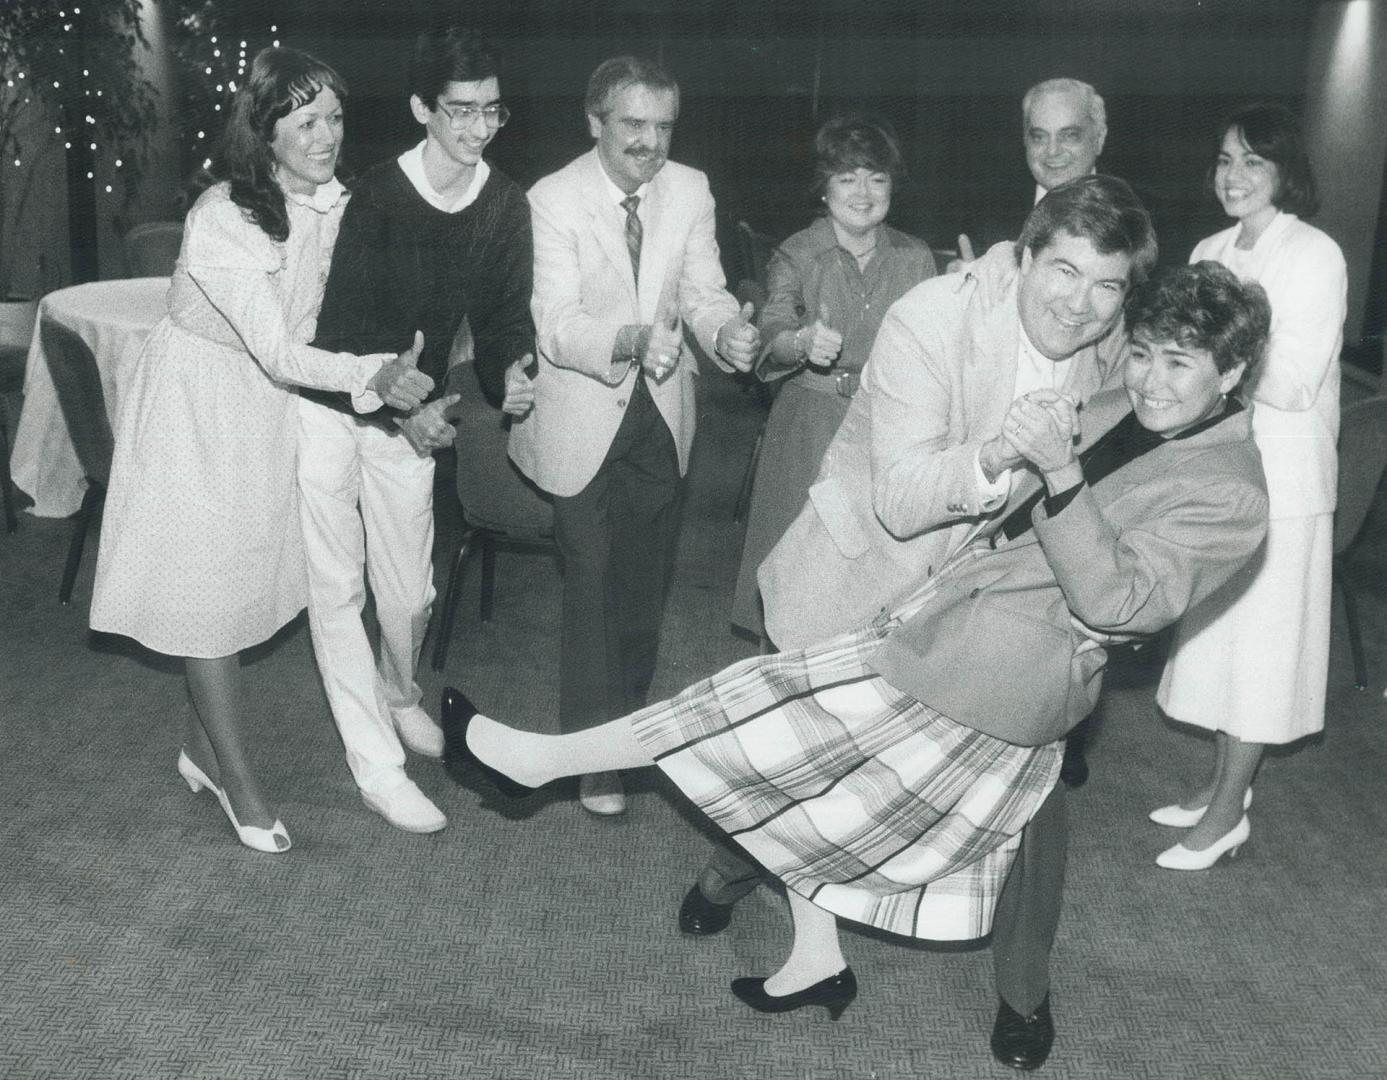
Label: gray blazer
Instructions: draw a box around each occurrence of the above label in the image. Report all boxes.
[871,388,1269,746]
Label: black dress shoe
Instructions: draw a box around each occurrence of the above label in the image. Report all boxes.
[990,995,1055,1071]
[679,884,733,936]
[440,687,538,799]
[731,967,857,1020]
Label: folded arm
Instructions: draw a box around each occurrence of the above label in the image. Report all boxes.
[1033,471,1269,637]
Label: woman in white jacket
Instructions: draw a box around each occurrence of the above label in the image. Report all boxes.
[1153,104,1347,869]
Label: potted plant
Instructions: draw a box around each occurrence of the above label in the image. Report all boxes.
[0,0,158,343]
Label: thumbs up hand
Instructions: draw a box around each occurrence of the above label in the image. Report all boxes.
[945,233,977,275]
[368,330,434,410]
[715,299,760,372]
[502,354,537,416]
[641,277,684,383]
[799,301,844,370]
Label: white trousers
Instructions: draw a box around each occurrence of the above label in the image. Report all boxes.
[297,398,436,793]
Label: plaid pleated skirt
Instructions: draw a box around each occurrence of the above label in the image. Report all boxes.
[629,625,1062,940]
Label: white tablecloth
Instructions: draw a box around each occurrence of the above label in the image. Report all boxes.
[9,277,170,517]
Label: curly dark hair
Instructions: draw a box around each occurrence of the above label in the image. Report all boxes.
[1125,261,1271,377]
[212,47,347,243]
[810,113,905,199]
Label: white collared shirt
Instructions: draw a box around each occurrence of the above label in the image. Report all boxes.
[397,140,490,213]
[283,175,347,214]
[599,166,649,219]
[974,325,1075,506]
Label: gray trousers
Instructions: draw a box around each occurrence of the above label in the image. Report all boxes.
[697,779,1067,1017]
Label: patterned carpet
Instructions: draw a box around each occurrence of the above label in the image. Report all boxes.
[2,365,1385,1079]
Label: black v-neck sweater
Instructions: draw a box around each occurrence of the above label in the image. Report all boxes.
[310,158,534,409]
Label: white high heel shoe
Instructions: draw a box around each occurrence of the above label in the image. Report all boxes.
[1155,814,1249,870]
[1149,787,1252,828]
[177,751,291,854]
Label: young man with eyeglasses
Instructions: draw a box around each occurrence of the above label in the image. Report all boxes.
[302,28,534,834]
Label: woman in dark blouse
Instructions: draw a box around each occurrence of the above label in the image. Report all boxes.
[731,114,936,640]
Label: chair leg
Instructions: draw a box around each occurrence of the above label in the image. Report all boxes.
[59,483,103,605]
[0,409,16,534]
[431,528,479,673]
[479,534,496,624]
[734,429,764,524]
[1335,559,1368,691]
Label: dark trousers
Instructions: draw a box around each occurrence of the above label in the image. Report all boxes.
[553,376,681,732]
[697,780,1067,1017]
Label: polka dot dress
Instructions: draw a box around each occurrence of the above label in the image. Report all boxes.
[90,181,382,658]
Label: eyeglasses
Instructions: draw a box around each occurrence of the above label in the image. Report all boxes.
[436,102,510,130]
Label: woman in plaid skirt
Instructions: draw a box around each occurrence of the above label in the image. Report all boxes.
[443,262,1272,1018]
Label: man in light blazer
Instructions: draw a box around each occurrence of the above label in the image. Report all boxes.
[679,176,1152,1070]
[506,56,758,815]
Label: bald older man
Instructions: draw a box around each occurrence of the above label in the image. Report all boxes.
[952,77,1107,267]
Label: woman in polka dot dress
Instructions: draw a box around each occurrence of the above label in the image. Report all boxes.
[90,49,432,853]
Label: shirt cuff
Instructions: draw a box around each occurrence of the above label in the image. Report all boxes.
[351,388,383,414]
[1043,480,1085,518]
[974,447,1010,509]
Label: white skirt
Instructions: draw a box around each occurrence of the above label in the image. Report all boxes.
[1157,512,1332,744]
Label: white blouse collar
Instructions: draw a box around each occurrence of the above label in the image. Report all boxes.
[283,175,347,214]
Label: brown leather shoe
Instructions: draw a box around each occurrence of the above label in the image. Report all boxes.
[990,995,1054,1070]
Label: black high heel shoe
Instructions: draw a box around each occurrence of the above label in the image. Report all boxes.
[730,967,857,1020]
[440,686,542,799]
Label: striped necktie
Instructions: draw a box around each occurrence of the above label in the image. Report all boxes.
[620,194,642,283]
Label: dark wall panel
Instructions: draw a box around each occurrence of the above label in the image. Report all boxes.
[255,0,1316,269]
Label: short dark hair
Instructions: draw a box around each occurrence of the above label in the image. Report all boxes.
[215,47,347,243]
[409,27,500,109]
[1015,174,1158,286]
[1125,261,1271,377]
[1213,104,1319,218]
[811,113,904,198]
[584,56,680,119]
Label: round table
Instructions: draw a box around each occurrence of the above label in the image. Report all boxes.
[9,278,170,517]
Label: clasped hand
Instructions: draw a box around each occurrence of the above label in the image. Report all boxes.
[1002,390,1080,475]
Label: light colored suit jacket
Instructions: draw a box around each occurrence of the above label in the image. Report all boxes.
[871,388,1269,745]
[759,267,1126,649]
[508,148,740,496]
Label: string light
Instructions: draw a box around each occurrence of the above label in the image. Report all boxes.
[171,11,286,172]
[0,1,169,223]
